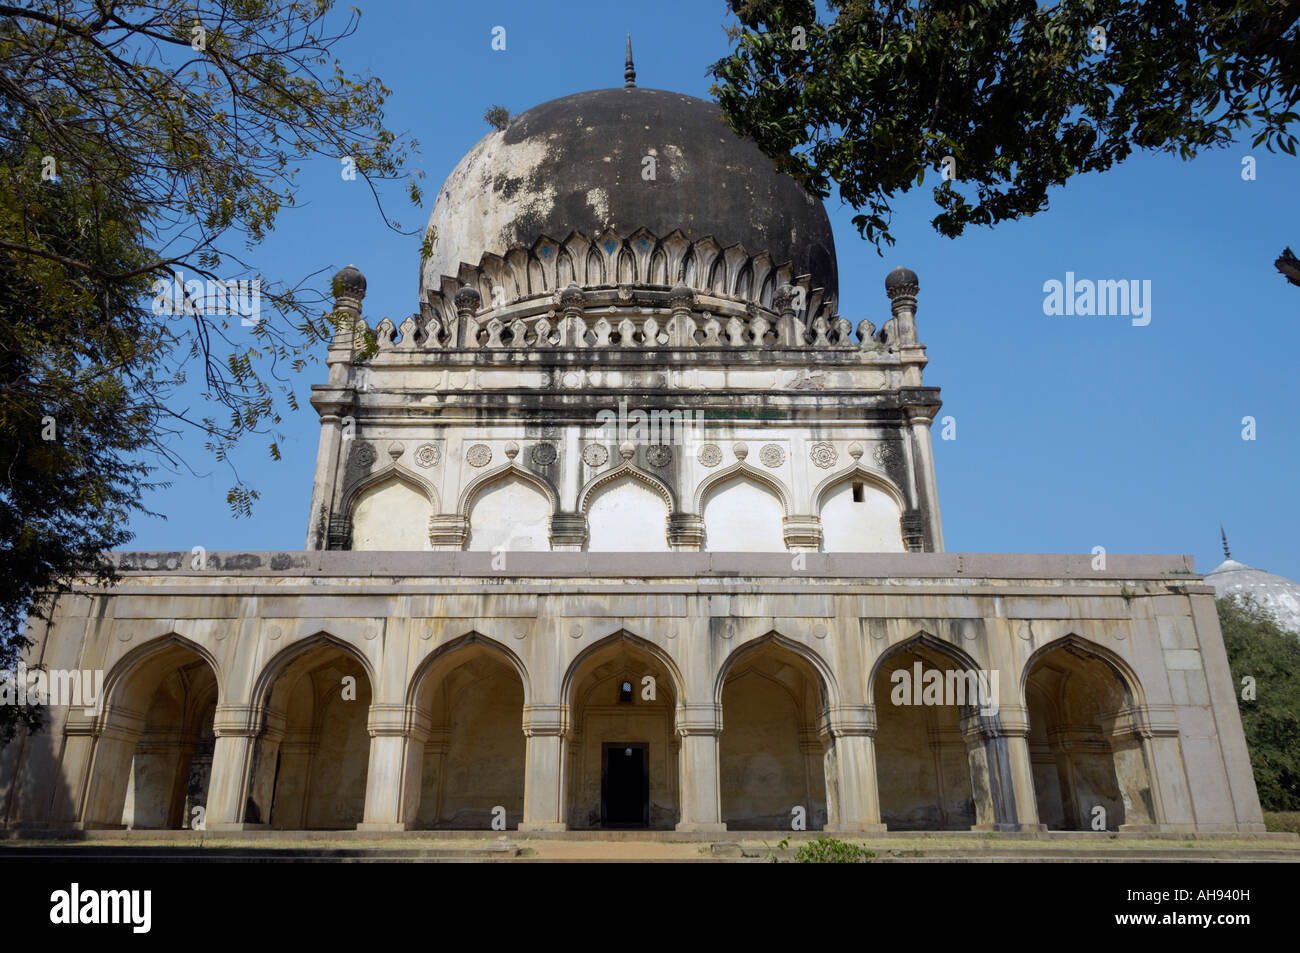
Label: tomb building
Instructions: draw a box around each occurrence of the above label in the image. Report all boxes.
[0,58,1265,835]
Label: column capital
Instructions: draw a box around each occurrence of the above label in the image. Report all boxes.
[367,703,431,740]
[548,512,588,551]
[782,515,823,552]
[212,704,261,738]
[675,703,722,736]
[667,512,705,551]
[429,513,470,550]
[522,704,566,737]
[824,704,876,737]
[961,711,1031,741]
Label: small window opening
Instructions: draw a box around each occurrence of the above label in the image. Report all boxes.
[618,680,634,703]
[852,482,865,503]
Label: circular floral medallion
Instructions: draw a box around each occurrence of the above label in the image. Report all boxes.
[351,442,376,469]
[466,443,492,468]
[698,444,723,468]
[414,443,441,468]
[582,444,609,467]
[759,444,785,468]
[873,444,896,465]
[809,442,837,469]
[531,442,558,466]
[646,445,673,468]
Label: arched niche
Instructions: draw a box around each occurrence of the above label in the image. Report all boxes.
[716,636,830,830]
[1023,637,1154,831]
[701,474,785,551]
[409,635,528,829]
[465,471,553,552]
[350,472,433,551]
[83,636,219,829]
[817,471,905,552]
[584,475,670,552]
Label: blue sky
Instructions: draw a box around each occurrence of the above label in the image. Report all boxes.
[126,0,1299,581]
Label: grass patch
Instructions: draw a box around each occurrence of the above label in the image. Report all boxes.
[1265,812,1300,834]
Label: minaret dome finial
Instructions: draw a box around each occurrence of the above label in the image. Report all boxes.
[1220,525,1231,560]
[625,33,636,88]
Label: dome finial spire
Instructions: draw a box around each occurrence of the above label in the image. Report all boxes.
[1221,524,1231,560]
[624,33,636,88]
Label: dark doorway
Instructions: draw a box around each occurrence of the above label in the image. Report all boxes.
[601,743,649,828]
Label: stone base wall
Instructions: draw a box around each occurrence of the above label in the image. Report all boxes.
[0,553,1265,834]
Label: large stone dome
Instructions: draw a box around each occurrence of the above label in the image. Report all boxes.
[1207,558,1300,636]
[419,87,837,300]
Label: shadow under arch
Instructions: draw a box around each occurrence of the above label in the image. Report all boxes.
[407,631,531,709]
[408,631,530,830]
[561,629,686,710]
[100,633,223,712]
[82,633,220,829]
[869,630,986,832]
[715,630,834,831]
[866,629,985,697]
[245,631,374,830]
[562,628,683,830]
[712,630,838,711]
[249,631,375,715]
[1020,633,1155,831]
[1017,633,1146,712]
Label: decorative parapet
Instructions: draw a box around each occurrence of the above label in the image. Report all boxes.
[393,228,884,351]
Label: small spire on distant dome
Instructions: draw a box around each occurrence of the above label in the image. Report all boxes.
[1221,524,1231,560]
[624,34,636,88]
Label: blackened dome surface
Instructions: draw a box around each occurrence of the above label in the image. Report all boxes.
[420,87,837,298]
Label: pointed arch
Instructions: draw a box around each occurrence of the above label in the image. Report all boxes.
[249,631,375,715]
[340,462,439,513]
[1018,633,1146,712]
[576,462,676,514]
[810,462,907,512]
[867,629,984,694]
[713,630,838,710]
[408,631,531,708]
[102,633,222,712]
[693,461,793,515]
[561,629,685,709]
[456,460,559,517]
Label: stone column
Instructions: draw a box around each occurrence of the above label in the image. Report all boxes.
[825,706,887,832]
[1102,708,1163,832]
[675,704,727,832]
[78,705,145,829]
[205,705,261,830]
[359,704,430,831]
[962,708,1045,832]
[305,403,349,550]
[559,283,586,347]
[903,407,945,552]
[520,705,566,831]
[244,710,286,826]
[51,718,98,826]
[454,284,481,348]
[668,283,696,347]
[773,283,802,346]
